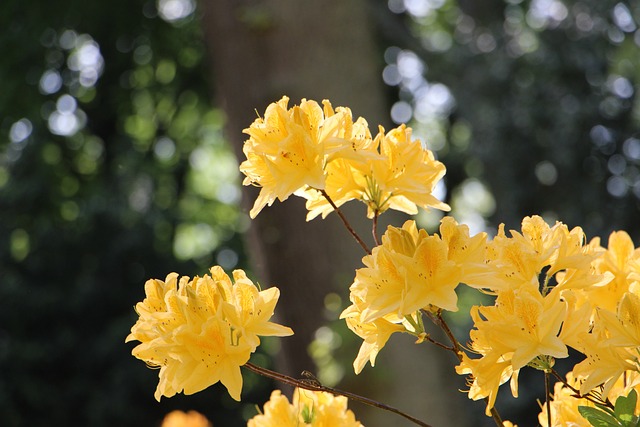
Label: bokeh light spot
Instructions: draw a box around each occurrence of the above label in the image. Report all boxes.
[10,229,30,261]
[157,0,195,23]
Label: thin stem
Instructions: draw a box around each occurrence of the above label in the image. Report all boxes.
[545,370,552,427]
[320,190,370,254]
[372,212,381,246]
[550,369,611,408]
[421,310,463,359]
[422,335,456,352]
[243,362,433,427]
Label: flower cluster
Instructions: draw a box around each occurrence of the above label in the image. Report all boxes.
[341,217,488,373]
[126,266,293,401]
[455,216,606,414]
[129,96,640,427]
[538,371,640,426]
[240,96,449,219]
[342,213,640,420]
[247,388,363,427]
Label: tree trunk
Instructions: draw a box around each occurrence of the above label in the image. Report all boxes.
[200,1,469,425]
[200,0,385,377]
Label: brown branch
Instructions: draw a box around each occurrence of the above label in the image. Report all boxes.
[319,189,371,254]
[550,368,611,408]
[422,334,457,353]
[545,370,552,427]
[372,212,381,246]
[243,362,433,427]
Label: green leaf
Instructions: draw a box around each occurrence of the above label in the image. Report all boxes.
[579,406,622,427]
[614,390,638,427]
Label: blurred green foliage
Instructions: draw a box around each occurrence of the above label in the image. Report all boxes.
[383,0,640,241]
[0,0,266,425]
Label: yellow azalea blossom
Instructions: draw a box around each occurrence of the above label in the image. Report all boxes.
[456,351,515,416]
[556,289,595,351]
[484,287,568,370]
[126,267,293,402]
[340,297,406,374]
[304,124,450,220]
[457,286,568,415]
[588,231,640,312]
[240,96,359,218]
[481,222,550,292]
[341,217,490,373]
[346,220,463,325]
[571,329,637,396]
[248,389,297,426]
[598,291,640,348]
[161,410,212,427]
[438,216,491,287]
[540,371,640,427]
[478,216,602,294]
[247,388,364,427]
[220,269,294,349]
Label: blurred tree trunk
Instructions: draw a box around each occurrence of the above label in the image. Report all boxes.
[200,1,469,425]
[200,0,385,377]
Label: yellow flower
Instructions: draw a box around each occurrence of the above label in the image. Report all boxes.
[304,124,450,219]
[347,220,462,325]
[240,96,357,218]
[247,390,297,426]
[161,410,212,427]
[479,216,602,294]
[340,297,406,374]
[598,291,640,348]
[456,350,515,416]
[126,267,293,402]
[457,287,568,415]
[248,388,364,427]
[221,269,295,349]
[484,287,568,370]
[438,216,490,287]
[341,218,490,373]
[482,219,554,292]
[571,330,636,396]
[588,231,640,312]
[540,371,640,427]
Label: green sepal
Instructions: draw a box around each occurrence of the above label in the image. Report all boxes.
[301,404,315,424]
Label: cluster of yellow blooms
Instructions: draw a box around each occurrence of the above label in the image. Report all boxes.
[240,96,449,219]
[128,97,640,427]
[343,214,640,421]
[126,266,293,401]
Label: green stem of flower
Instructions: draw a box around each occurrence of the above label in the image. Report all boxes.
[320,190,371,254]
[243,362,433,427]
